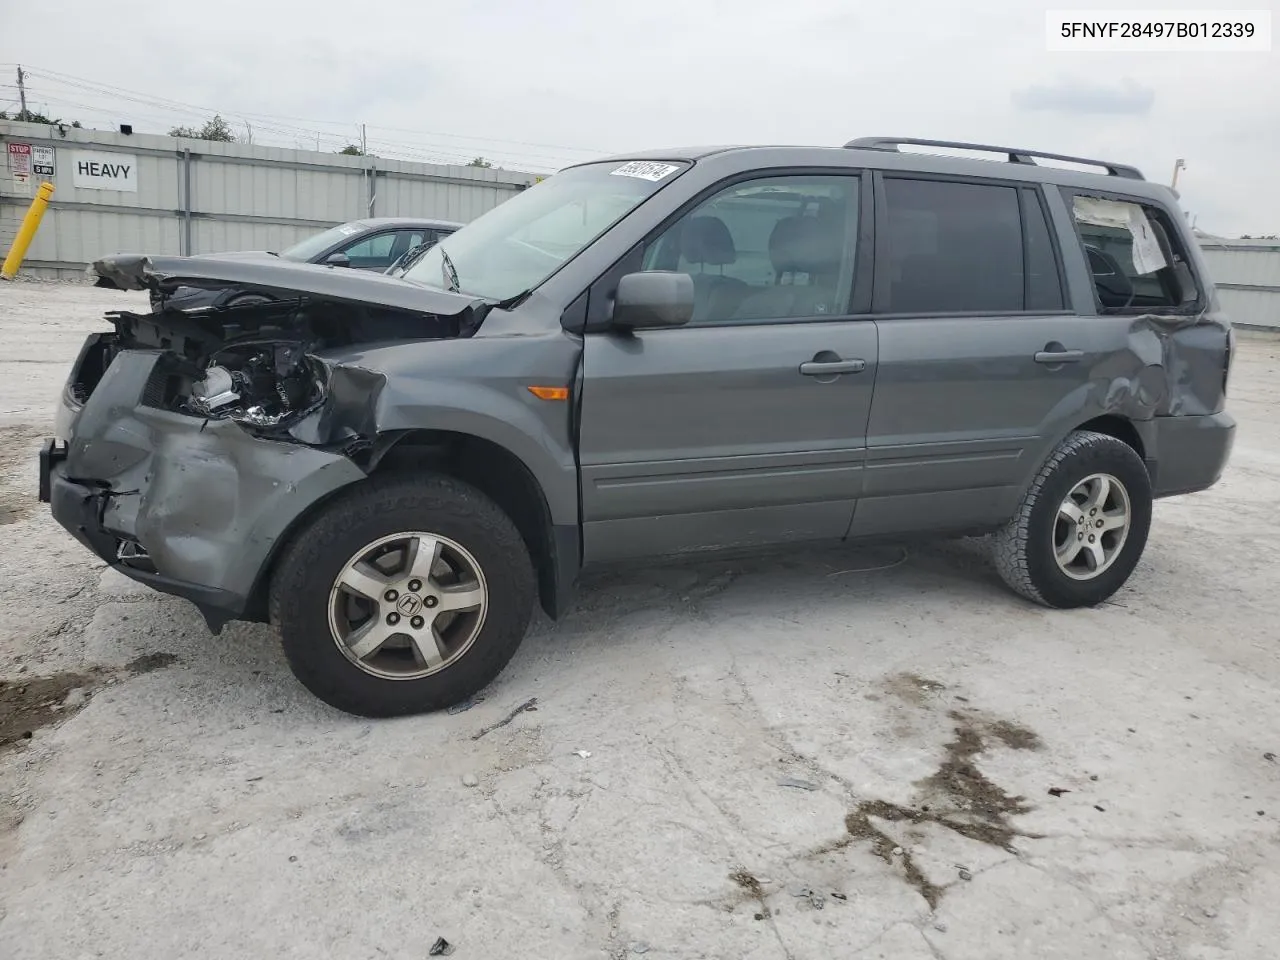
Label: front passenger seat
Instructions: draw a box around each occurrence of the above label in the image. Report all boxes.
[679,216,747,321]
[734,217,842,320]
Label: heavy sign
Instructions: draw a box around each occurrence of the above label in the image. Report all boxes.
[71,151,138,192]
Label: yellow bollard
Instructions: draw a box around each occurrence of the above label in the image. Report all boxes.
[1,181,57,280]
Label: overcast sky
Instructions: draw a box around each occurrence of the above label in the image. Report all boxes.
[2,0,1277,235]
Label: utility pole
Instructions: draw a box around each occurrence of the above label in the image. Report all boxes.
[1171,158,1186,190]
[16,65,28,121]
[360,123,367,156]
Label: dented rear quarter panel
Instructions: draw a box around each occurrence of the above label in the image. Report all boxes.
[1049,180,1232,418]
[1036,181,1233,467]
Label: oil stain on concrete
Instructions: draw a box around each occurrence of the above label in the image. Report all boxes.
[0,653,179,754]
[771,675,1046,911]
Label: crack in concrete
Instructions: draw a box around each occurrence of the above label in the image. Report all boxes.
[728,869,795,960]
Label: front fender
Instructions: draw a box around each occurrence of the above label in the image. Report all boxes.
[300,332,583,526]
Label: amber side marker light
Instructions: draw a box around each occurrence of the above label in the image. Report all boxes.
[527,386,570,401]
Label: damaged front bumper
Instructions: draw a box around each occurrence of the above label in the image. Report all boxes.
[40,350,367,632]
[43,446,251,628]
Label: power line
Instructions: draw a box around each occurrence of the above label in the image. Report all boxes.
[19,65,610,164]
[14,89,562,171]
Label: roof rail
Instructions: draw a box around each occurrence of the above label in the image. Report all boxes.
[844,137,1145,181]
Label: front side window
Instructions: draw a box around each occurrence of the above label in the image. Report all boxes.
[641,174,860,323]
[279,221,370,262]
[1071,195,1197,311]
[402,160,689,301]
[341,232,398,261]
[880,178,1024,314]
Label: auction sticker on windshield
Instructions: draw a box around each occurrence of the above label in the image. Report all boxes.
[611,161,681,181]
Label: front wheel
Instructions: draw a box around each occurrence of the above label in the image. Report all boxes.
[991,430,1152,608]
[269,473,536,717]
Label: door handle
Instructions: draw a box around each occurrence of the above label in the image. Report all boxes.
[799,358,866,376]
[1034,349,1084,364]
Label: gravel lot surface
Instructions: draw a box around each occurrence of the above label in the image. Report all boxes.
[1,279,1278,960]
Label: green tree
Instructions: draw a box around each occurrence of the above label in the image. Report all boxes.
[467,157,493,168]
[338,144,366,155]
[169,114,236,142]
[1,109,81,127]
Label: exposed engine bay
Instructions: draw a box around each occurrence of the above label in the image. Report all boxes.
[186,339,322,427]
[82,253,491,441]
[96,296,470,436]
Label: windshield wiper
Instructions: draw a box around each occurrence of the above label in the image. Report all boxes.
[393,243,430,275]
[495,288,532,311]
[439,246,461,293]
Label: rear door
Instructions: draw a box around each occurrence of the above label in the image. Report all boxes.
[851,174,1120,537]
[577,171,879,562]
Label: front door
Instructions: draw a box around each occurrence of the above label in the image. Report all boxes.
[577,172,878,563]
[851,174,1112,537]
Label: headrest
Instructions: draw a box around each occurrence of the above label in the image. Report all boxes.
[680,216,736,266]
[768,216,841,275]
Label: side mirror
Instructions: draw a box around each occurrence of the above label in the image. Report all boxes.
[612,271,694,330]
[325,252,351,268]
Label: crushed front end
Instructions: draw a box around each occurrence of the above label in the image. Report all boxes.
[41,254,488,631]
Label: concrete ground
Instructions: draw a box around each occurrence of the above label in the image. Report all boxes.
[1,279,1277,960]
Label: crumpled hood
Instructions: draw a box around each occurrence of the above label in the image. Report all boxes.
[89,253,485,317]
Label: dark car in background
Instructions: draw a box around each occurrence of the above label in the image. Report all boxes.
[147,217,462,311]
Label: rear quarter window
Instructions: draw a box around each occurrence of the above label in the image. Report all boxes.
[1068,194,1200,313]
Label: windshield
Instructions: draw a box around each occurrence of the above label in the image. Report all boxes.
[402,160,689,301]
[279,221,370,262]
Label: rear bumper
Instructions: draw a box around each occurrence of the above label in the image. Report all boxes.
[1148,410,1236,498]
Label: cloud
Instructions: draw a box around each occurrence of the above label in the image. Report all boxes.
[3,0,1276,235]
[1012,78,1156,116]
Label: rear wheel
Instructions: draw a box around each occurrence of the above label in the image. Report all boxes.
[269,473,535,716]
[991,430,1152,608]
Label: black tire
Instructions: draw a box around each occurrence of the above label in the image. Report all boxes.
[991,430,1152,608]
[269,472,536,717]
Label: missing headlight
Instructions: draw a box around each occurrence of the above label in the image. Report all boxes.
[186,340,325,429]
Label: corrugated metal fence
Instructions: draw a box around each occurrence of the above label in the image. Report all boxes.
[1,120,538,278]
[1199,240,1280,331]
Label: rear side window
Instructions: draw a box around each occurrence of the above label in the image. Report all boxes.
[879,178,1045,314]
[1070,195,1199,312]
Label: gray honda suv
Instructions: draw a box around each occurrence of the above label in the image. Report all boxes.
[41,137,1236,717]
